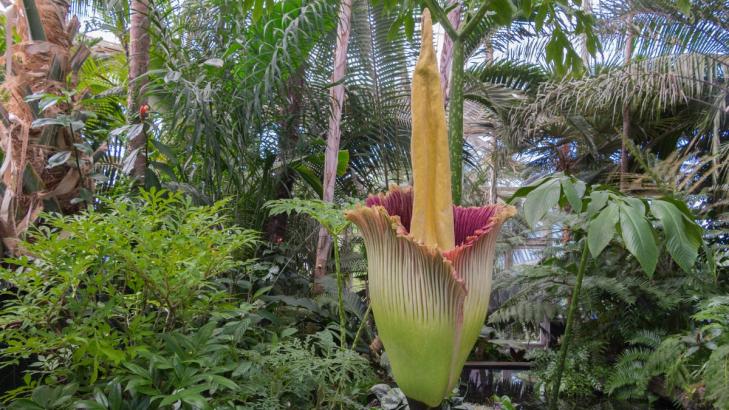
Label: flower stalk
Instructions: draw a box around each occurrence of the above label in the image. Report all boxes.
[345,10,515,407]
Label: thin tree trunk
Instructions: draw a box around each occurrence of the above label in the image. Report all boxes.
[265,69,304,243]
[580,0,591,67]
[313,0,352,286]
[620,13,634,191]
[128,0,150,184]
[438,2,460,105]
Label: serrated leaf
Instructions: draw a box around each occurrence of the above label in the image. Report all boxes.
[619,202,658,276]
[523,178,560,228]
[650,200,701,273]
[588,202,618,257]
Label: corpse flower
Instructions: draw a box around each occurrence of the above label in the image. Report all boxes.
[345,10,515,408]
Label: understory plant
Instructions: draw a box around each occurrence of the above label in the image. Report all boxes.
[0,190,375,408]
[608,295,729,408]
[507,173,704,409]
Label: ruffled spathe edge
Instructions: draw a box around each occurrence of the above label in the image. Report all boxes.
[360,184,516,264]
[345,203,467,296]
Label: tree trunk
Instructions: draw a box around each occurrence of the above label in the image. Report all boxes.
[620,13,634,191]
[313,0,352,287]
[0,0,91,254]
[127,0,150,184]
[438,2,460,105]
[265,68,304,243]
[580,0,591,67]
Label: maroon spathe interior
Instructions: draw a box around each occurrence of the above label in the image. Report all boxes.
[366,189,499,246]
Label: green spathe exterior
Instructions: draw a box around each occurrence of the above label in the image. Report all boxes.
[346,188,514,406]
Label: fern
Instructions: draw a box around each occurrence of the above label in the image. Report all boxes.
[703,345,729,409]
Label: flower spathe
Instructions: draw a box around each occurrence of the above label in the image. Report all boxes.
[344,9,515,407]
[346,188,514,406]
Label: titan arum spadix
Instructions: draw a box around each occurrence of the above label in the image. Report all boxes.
[345,10,516,408]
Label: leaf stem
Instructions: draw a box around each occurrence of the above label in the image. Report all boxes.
[549,239,590,409]
[350,304,371,349]
[448,38,464,204]
[458,0,491,39]
[333,240,346,348]
[422,0,458,39]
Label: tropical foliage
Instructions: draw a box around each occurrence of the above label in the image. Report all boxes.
[0,0,727,408]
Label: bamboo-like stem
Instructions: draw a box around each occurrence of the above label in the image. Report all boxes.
[448,38,464,204]
[549,240,590,409]
[333,241,346,348]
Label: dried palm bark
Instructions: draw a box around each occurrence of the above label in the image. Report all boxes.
[0,0,92,254]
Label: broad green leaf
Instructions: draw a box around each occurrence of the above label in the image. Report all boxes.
[561,178,583,211]
[588,202,618,258]
[508,176,551,203]
[650,200,701,273]
[336,150,350,176]
[291,164,323,197]
[619,202,658,276]
[573,179,587,199]
[151,140,177,165]
[624,197,646,215]
[587,190,608,217]
[208,375,239,390]
[7,399,44,410]
[93,390,109,408]
[490,0,516,25]
[151,161,178,181]
[524,178,560,228]
[74,400,108,410]
[677,0,691,14]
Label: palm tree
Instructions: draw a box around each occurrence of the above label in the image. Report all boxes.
[0,0,94,254]
[314,0,353,281]
[143,0,415,270]
[509,0,728,214]
[127,0,150,183]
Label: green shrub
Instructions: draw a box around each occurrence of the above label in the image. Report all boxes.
[0,190,376,408]
[0,190,256,397]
